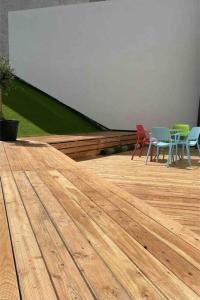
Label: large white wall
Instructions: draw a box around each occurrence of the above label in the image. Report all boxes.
[9,0,200,130]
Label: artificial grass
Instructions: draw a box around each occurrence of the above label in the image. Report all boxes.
[3,78,101,137]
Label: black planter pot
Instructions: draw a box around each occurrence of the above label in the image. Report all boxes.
[0,120,19,141]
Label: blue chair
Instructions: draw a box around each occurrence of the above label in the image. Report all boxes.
[145,127,178,167]
[177,127,200,166]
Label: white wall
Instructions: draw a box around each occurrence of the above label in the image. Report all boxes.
[9,0,200,130]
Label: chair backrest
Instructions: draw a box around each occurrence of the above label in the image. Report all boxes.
[188,127,200,141]
[172,124,190,137]
[151,127,171,141]
[136,124,146,139]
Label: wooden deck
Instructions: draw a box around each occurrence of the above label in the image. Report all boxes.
[79,150,200,236]
[1,140,200,299]
[28,131,136,159]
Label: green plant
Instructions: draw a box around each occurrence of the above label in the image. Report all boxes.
[0,56,14,119]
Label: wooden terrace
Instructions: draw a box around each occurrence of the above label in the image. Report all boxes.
[0,132,200,299]
[79,150,200,235]
[28,131,137,159]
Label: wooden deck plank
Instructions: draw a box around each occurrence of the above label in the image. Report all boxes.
[53,139,101,149]
[61,167,200,269]
[0,181,20,300]
[27,131,136,144]
[74,162,200,250]
[1,173,57,300]
[78,151,200,237]
[56,169,200,293]
[13,171,95,300]
[0,143,10,175]
[1,138,200,299]
[27,131,136,159]
[3,143,23,171]
[35,143,200,250]
[3,141,45,171]
[25,170,131,300]
[35,170,165,300]
[39,169,200,300]
[61,144,99,154]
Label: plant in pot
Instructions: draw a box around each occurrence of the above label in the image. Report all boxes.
[0,56,19,141]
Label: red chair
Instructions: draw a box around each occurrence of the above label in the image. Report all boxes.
[131,124,153,160]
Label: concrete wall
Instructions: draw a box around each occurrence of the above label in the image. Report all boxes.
[0,0,104,57]
[9,0,200,130]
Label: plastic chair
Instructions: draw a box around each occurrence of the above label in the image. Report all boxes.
[172,124,190,139]
[145,127,178,167]
[176,127,200,166]
[131,125,153,160]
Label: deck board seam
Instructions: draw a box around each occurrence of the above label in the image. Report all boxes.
[26,170,138,300]
[38,170,183,299]
[57,170,200,297]
[1,142,59,298]
[0,179,22,300]
[23,171,99,300]
[0,143,22,299]
[10,171,60,300]
[45,142,200,251]
[74,164,200,251]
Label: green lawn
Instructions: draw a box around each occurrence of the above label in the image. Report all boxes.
[3,78,101,137]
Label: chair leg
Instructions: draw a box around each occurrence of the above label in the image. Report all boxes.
[150,145,154,162]
[197,143,200,156]
[162,150,165,160]
[145,143,152,165]
[171,145,174,163]
[167,145,172,167]
[175,144,178,162]
[181,144,185,159]
[186,145,192,167]
[139,141,145,157]
[156,147,159,162]
[171,145,176,163]
[131,140,139,160]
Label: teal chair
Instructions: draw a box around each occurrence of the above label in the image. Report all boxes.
[177,127,200,166]
[145,127,178,167]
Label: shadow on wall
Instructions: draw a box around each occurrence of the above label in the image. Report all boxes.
[3,78,101,136]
